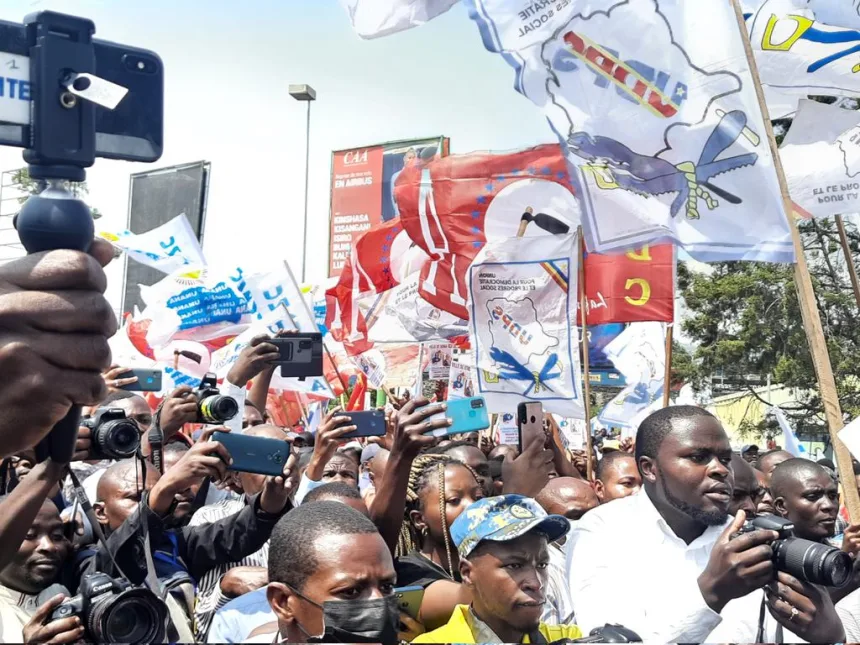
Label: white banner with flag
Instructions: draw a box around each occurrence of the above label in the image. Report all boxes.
[771,406,809,457]
[781,99,860,218]
[340,0,459,38]
[598,322,666,429]
[99,214,205,274]
[468,232,584,418]
[749,0,860,103]
[806,0,860,29]
[465,0,794,263]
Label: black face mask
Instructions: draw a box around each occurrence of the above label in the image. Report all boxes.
[289,587,400,644]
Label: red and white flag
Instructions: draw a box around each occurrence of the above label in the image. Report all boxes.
[394,144,574,321]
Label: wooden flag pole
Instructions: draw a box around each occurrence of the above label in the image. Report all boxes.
[730,0,860,521]
[836,214,860,309]
[577,228,594,481]
[663,324,674,408]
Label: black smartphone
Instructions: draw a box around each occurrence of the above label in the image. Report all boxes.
[0,19,164,162]
[118,368,162,392]
[336,409,386,439]
[212,431,290,477]
[269,334,323,379]
[517,402,544,452]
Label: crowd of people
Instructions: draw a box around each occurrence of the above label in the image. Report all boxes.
[0,242,859,644]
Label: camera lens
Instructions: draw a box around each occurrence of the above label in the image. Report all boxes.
[772,537,853,587]
[90,589,166,644]
[199,395,239,424]
[94,419,140,460]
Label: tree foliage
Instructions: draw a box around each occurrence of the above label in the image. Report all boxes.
[11,168,102,219]
[679,218,860,430]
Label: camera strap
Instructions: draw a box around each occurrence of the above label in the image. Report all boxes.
[66,467,135,585]
[149,406,166,475]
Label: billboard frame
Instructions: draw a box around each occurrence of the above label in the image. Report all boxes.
[327,136,450,277]
[120,160,212,315]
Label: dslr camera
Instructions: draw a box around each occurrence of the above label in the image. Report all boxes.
[193,373,239,424]
[81,408,141,460]
[50,572,167,644]
[734,515,852,587]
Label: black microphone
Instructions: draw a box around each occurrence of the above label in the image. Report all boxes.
[36,583,71,608]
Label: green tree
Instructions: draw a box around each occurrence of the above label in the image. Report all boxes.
[678,217,860,430]
[11,168,102,219]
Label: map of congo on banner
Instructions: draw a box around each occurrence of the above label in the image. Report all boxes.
[780,98,860,219]
[750,0,860,102]
[469,233,584,418]
[99,213,205,274]
[465,0,794,263]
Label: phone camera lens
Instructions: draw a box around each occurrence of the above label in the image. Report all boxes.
[530,415,536,424]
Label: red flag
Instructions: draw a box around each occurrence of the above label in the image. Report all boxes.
[395,144,675,323]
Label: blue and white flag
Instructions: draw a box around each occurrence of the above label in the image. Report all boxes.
[598,322,666,429]
[340,0,459,38]
[468,232,584,418]
[750,0,860,104]
[466,0,794,263]
[99,214,205,274]
[771,406,808,457]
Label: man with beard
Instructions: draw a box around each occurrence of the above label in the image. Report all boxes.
[566,406,844,643]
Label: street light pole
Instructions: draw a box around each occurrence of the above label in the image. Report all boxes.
[289,84,316,284]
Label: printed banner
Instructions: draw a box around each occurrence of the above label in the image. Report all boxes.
[555,416,586,452]
[807,0,860,29]
[465,0,794,263]
[340,0,460,38]
[448,359,478,400]
[99,214,205,275]
[598,322,666,429]
[329,138,448,277]
[750,0,860,103]
[496,412,520,446]
[469,233,584,418]
[427,343,455,379]
[780,99,860,218]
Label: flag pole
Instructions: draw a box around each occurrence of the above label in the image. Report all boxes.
[577,228,594,481]
[836,214,860,309]
[322,340,350,398]
[730,0,860,521]
[662,324,674,408]
[415,342,426,397]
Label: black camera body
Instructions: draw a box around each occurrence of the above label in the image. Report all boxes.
[193,373,239,424]
[735,515,852,587]
[81,408,140,460]
[50,572,166,644]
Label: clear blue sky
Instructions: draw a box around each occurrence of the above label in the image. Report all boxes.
[0,0,557,307]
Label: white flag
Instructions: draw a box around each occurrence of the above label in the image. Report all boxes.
[781,99,860,219]
[465,0,794,263]
[771,407,808,457]
[750,0,860,103]
[99,214,205,274]
[468,232,584,418]
[340,0,459,38]
[807,0,860,29]
[598,323,666,429]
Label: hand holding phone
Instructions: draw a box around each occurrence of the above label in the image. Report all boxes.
[420,397,489,438]
[335,410,386,439]
[395,586,425,620]
[502,403,554,497]
[211,431,290,477]
[268,334,323,378]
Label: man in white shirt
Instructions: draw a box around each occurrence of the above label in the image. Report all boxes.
[566,405,845,643]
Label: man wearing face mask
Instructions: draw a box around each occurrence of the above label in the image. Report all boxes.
[252,500,400,644]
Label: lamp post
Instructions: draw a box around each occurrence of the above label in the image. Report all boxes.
[289,84,316,283]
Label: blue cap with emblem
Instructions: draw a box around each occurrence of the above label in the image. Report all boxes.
[450,494,570,558]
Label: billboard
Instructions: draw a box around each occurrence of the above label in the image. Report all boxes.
[122,161,210,314]
[329,136,449,277]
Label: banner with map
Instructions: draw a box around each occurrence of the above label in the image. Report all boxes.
[465,0,794,263]
[468,232,584,418]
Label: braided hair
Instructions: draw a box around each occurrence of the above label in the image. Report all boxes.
[397,454,480,578]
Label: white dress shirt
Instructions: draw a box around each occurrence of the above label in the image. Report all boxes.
[541,541,574,625]
[566,491,802,643]
[837,588,860,642]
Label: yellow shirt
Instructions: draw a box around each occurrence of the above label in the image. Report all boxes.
[413,604,582,644]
